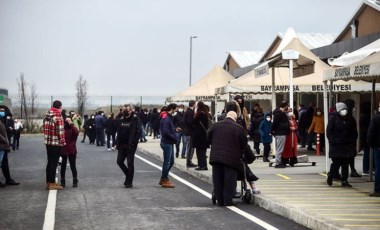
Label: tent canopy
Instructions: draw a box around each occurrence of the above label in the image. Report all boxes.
[324,47,380,82]
[168,65,234,102]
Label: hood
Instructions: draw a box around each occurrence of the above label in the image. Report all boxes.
[343,99,355,114]
[160,111,169,119]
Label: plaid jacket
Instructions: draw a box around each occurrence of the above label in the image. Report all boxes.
[43,108,66,146]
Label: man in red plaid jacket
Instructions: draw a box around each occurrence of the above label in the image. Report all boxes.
[43,100,66,190]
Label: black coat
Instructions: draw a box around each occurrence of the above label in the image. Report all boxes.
[105,117,117,135]
[173,111,185,130]
[183,108,194,136]
[207,118,247,170]
[192,112,209,149]
[327,113,358,158]
[271,108,290,136]
[249,112,264,142]
[367,113,380,148]
[115,113,141,146]
[151,111,160,131]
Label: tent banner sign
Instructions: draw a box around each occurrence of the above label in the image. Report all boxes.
[195,95,221,100]
[255,65,269,78]
[259,84,352,92]
[324,62,380,81]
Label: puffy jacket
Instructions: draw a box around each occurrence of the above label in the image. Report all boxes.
[271,108,290,136]
[115,113,141,146]
[367,113,380,148]
[207,118,247,170]
[259,113,273,144]
[327,113,357,158]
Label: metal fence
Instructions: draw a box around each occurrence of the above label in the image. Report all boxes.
[8,94,168,116]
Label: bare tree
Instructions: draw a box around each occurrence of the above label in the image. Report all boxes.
[30,82,38,116]
[75,75,88,115]
[17,73,30,131]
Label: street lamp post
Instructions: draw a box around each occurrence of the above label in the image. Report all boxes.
[189,36,197,86]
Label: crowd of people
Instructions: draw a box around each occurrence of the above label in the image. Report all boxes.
[1,96,380,201]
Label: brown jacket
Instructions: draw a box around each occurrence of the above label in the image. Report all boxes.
[308,115,325,134]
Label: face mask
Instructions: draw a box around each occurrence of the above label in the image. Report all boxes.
[178,109,183,113]
[288,112,294,116]
[0,112,5,118]
[339,109,348,116]
[317,112,321,116]
[378,107,380,112]
[266,117,271,121]
[91,116,95,119]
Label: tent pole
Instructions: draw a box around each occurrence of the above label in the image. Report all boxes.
[272,67,276,156]
[369,79,376,182]
[289,60,294,111]
[323,80,329,174]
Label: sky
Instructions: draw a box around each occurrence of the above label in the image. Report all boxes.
[0,0,362,98]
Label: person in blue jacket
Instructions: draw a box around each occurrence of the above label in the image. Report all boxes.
[259,112,273,162]
[159,103,178,188]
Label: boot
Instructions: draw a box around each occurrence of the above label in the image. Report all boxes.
[73,179,78,187]
[161,179,175,188]
[60,178,66,187]
[327,174,333,186]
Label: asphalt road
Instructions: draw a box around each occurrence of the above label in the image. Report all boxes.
[0,136,308,230]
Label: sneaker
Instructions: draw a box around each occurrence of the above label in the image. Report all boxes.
[350,171,362,177]
[6,179,20,186]
[341,181,352,187]
[161,179,175,188]
[187,162,197,168]
[48,183,63,190]
[362,171,370,176]
[124,184,133,188]
[369,191,380,197]
[111,147,115,151]
[108,148,111,151]
[158,178,164,185]
[252,189,261,194]
[274,164,286,168]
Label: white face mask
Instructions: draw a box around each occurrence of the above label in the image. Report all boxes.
[266,117,271,121]
[178,109,183,113]
[317,112,321,116]
[378,107,380,112]
[288,112,294,117]
[339,109,348,116]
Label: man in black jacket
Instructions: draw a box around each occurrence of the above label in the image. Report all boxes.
[173,104,186,158]
[207,111,248,206]
[271,101,290,168]
[183,100,197,167]
[115,104,141,188]
[367,106,380,197]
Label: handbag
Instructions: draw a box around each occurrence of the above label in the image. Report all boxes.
[244,145,256,164]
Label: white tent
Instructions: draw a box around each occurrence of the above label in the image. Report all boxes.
[328,38,380,67]
[167,65,235,102]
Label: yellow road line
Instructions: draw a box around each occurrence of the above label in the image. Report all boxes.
[319,173,327,177]
[307,209,380,211]
[275,174,291,180]
[297,204,380,207]
[345,225,380,227]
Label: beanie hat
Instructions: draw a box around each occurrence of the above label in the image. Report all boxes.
[335,102,347,113]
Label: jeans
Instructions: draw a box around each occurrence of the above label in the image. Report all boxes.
[274,135,286,165]
[13,130,21,149]
[46,145,62,183]
[0,150,4,163]
[184,136,195,164]
[160,141,174,179]
[175,131,186,156]
[117,144,137,184]
[106,133,116,149]
[96,128,105,146]
[374,148,380,192]
[140,124,146,141]
[61,154,77,180]
[363,147,370,173]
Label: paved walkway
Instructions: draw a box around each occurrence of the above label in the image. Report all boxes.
[137,136,379,230]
